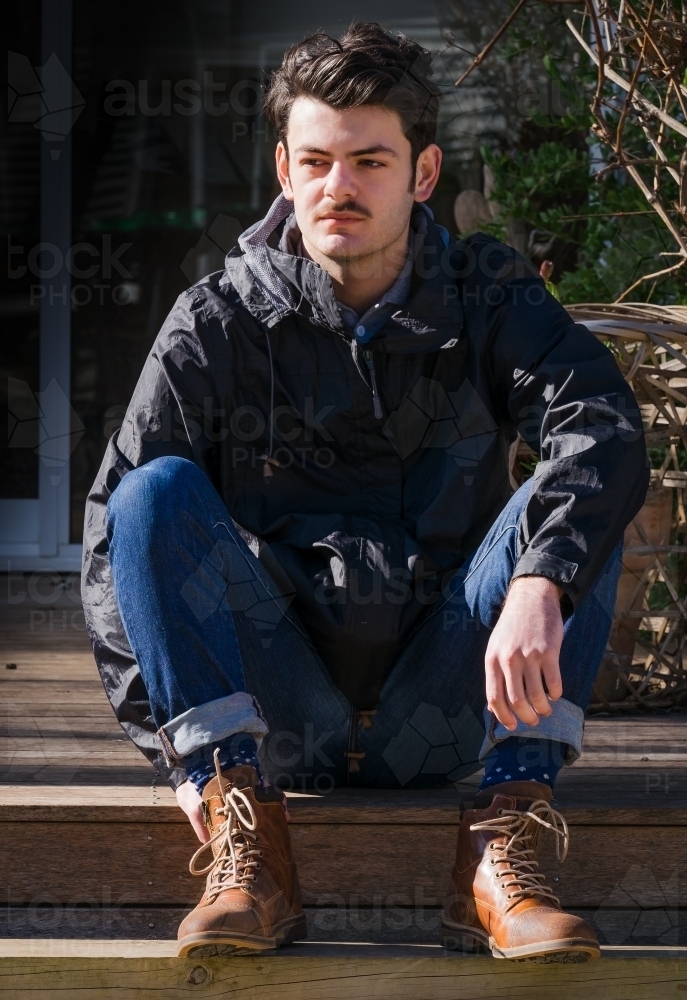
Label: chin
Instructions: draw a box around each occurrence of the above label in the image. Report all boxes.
[314,233,373,260]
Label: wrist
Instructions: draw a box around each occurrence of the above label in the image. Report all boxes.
[509,575,563,602]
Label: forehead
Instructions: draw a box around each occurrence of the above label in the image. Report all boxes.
[286,97,407,151]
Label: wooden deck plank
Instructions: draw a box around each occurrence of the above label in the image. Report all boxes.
[2,579,686,813]
[2,818,684,908]
[2,575,686,950]
[2,617,687,809]
[1,906,682,947]
[1,777,686,824]
[0,944,685,1000]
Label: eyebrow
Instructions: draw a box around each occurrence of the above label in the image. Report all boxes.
[293,144,399,158]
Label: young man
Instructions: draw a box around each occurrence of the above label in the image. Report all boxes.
[82,24,647,962]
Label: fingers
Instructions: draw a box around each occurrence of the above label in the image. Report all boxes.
[541,654,563,701]
[523,660,553,718]
[502,655,540,726]
[486,648,563,728]
[188,809,211,844]
[176,780,211,844]
[485,652,517,731]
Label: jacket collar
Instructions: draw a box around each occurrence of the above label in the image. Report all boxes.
[224,195,463,352]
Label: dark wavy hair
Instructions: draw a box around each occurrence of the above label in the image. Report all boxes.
[264,23,441,170]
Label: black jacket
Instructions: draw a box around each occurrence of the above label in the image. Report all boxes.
[81,200,648,783]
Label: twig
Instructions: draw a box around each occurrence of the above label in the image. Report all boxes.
[626,162,687,249]
[558,209,679,219]
[453,0,531,88]
[566,17,687,140]
[614,0,656,153]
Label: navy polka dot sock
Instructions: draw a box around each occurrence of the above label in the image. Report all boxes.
[479,737,567,791]
[185,732,263,795]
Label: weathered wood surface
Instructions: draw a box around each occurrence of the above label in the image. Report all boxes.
[2,578,686,944]
[2,583,686,808]
[1,777,686,825]
[0,943,685,1000]
[2,818,684,908]
[2,906,680,946]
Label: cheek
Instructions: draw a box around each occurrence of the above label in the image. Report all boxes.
[368,179,414,228]
[365,170,413,204]
[290,179,326,235]
[291,175,324,208]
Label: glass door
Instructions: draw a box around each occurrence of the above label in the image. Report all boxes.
[2,0,490,571]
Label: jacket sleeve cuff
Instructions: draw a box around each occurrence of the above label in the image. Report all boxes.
[511,551,579,613]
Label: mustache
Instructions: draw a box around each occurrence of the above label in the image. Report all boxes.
[316,200,373,220]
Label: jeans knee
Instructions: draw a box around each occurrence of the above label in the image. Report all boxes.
[107,456,204,529]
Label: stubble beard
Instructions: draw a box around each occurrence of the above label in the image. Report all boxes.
[305,210,413,281]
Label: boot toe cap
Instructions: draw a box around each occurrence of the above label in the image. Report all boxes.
[505,906,598,950]
[178,893,263,941]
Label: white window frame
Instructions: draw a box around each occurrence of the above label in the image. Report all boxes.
[0,0,81,572]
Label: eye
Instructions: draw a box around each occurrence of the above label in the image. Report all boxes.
[359,159,385,168]
[301,158,328,168]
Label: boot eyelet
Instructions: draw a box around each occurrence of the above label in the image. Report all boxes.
[489,843,496,850]
[490,859,496,865]
[497,809,503,816]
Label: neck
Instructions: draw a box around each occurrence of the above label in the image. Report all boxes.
[301,225,410,315]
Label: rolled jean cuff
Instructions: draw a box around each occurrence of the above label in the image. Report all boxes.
[157,691,269,766]
[478,697,584,766]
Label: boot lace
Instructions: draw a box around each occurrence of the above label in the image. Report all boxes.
[188,750,263,902]
[470,799,569,909]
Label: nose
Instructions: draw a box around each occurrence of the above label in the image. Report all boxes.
[322,159,357,204]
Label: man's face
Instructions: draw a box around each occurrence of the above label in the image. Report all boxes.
[275,97,441,264]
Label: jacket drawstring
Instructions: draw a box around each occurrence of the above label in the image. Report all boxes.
[363,350,384,420]
[262,328,279,480]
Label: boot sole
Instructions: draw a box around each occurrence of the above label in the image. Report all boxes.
[177,913,307,958]
[441,920,600,963]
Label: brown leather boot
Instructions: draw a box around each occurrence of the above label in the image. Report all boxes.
[441,781,600,963]
[177,755,306,957]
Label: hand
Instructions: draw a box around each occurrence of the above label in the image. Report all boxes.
[485,576,564,731]
[176,780,210,844]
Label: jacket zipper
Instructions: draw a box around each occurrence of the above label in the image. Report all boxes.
[363,350,384,420]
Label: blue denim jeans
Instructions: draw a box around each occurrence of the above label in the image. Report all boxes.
[107,456,621,791]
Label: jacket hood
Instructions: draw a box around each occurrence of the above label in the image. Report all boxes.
[225,194,463,353]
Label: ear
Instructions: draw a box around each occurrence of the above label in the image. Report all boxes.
[275,141,294,202]
[412,143,442,203]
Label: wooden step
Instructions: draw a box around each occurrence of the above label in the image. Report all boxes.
[1,581,686,950]
[0,940,685,999]
[1,770,685,946]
